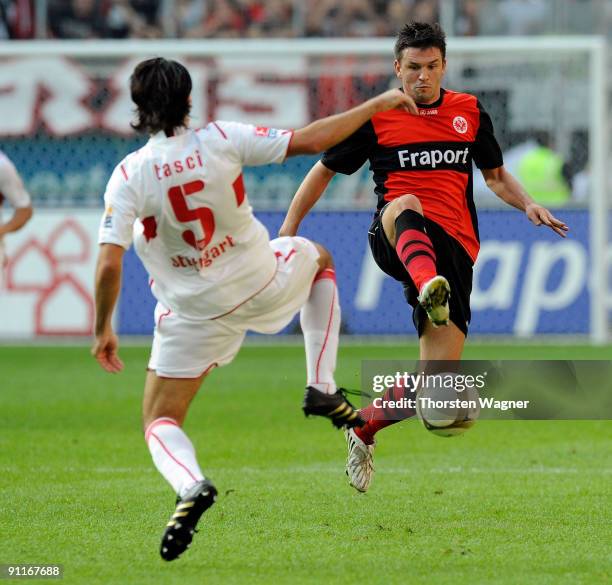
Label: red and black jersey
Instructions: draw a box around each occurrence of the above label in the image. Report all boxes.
[321,88,503,262]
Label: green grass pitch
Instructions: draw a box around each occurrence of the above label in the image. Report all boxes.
[1,343,611,584]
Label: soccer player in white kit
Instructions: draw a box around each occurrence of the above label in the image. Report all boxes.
[92,58,417,561]
[0,151,33,288]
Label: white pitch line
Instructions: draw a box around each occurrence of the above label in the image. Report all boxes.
[1,465,609,476]
[232,465,612,475]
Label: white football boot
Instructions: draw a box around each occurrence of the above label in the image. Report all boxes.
[418,275,451,327]
[345,428,375,493]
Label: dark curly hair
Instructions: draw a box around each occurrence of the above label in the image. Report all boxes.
[130,58,192,135]
[394,22,447,61]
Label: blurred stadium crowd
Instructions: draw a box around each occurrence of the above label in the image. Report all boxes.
[1,0,611,40]
[0,0,609,210]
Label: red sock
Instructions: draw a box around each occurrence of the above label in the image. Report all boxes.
[395,209,437,292]
[355,383,416,445]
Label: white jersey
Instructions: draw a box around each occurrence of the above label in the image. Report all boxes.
[98,122,293,320]
[0,150,31,224]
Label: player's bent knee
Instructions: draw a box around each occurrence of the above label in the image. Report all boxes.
[392,194,423,217]
[142,408,186,433]
[143,415,180,439]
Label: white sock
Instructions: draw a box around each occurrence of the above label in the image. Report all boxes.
[300,269,340,395]
[145,417,204,497]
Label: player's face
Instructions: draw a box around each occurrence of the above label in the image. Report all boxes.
[394,47,446,105]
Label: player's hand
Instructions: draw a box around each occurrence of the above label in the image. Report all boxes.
[526,203,569,238]
[92,330,124,373]
[373,88,419,115]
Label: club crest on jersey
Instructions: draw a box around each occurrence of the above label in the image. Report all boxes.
[453,116,468,134]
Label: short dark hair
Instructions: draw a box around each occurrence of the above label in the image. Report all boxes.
[130,58,192,135]
[394,22,447,61]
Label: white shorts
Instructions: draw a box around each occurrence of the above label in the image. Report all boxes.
[148,236,320,378]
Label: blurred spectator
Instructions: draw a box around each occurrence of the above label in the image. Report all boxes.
[455,0,552,36]
[258,0,293,38]
[49,0,161,39]
[0,0,12,38]
[41,0,610,40]
[474,137,571,207]
[474,138,539,203]
[408,0,438,24]
[184,0,246,38]
[497,0,549,35]
[455,0,479,36]
[305,0,378,37]
[0,2,7,38]
[459,0,606,38]
[0,0,34,38]
[49,0,105,39]
[386,0,411,29]
[180,0,290,38]
[304,0,332,36]
[474,136,571,206]
[174,0,207,37]
[131,0,160,26]
[237,0,265,34]
[305,0,438,37]
[105,0,161,38]
[516,139,570,206]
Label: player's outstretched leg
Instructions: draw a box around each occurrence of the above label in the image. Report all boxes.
[300,245,364,429]
[143,372,216,560]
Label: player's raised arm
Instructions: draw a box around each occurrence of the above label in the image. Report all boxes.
[287,88,417,156]
[279,161,335,237]
[481,166,569,238]
[92,243,125,373]
[280,89,416,236]
[280,89,409,236]
[0,205,33,237]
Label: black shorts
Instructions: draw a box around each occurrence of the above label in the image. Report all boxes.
[368,208,474,337]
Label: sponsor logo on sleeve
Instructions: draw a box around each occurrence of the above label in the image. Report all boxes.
[254,127,279,138]
[103,206,113,228]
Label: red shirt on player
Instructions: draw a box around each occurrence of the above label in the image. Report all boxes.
[321,88,503,262]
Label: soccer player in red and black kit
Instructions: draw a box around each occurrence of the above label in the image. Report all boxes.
[279,22,568,492]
